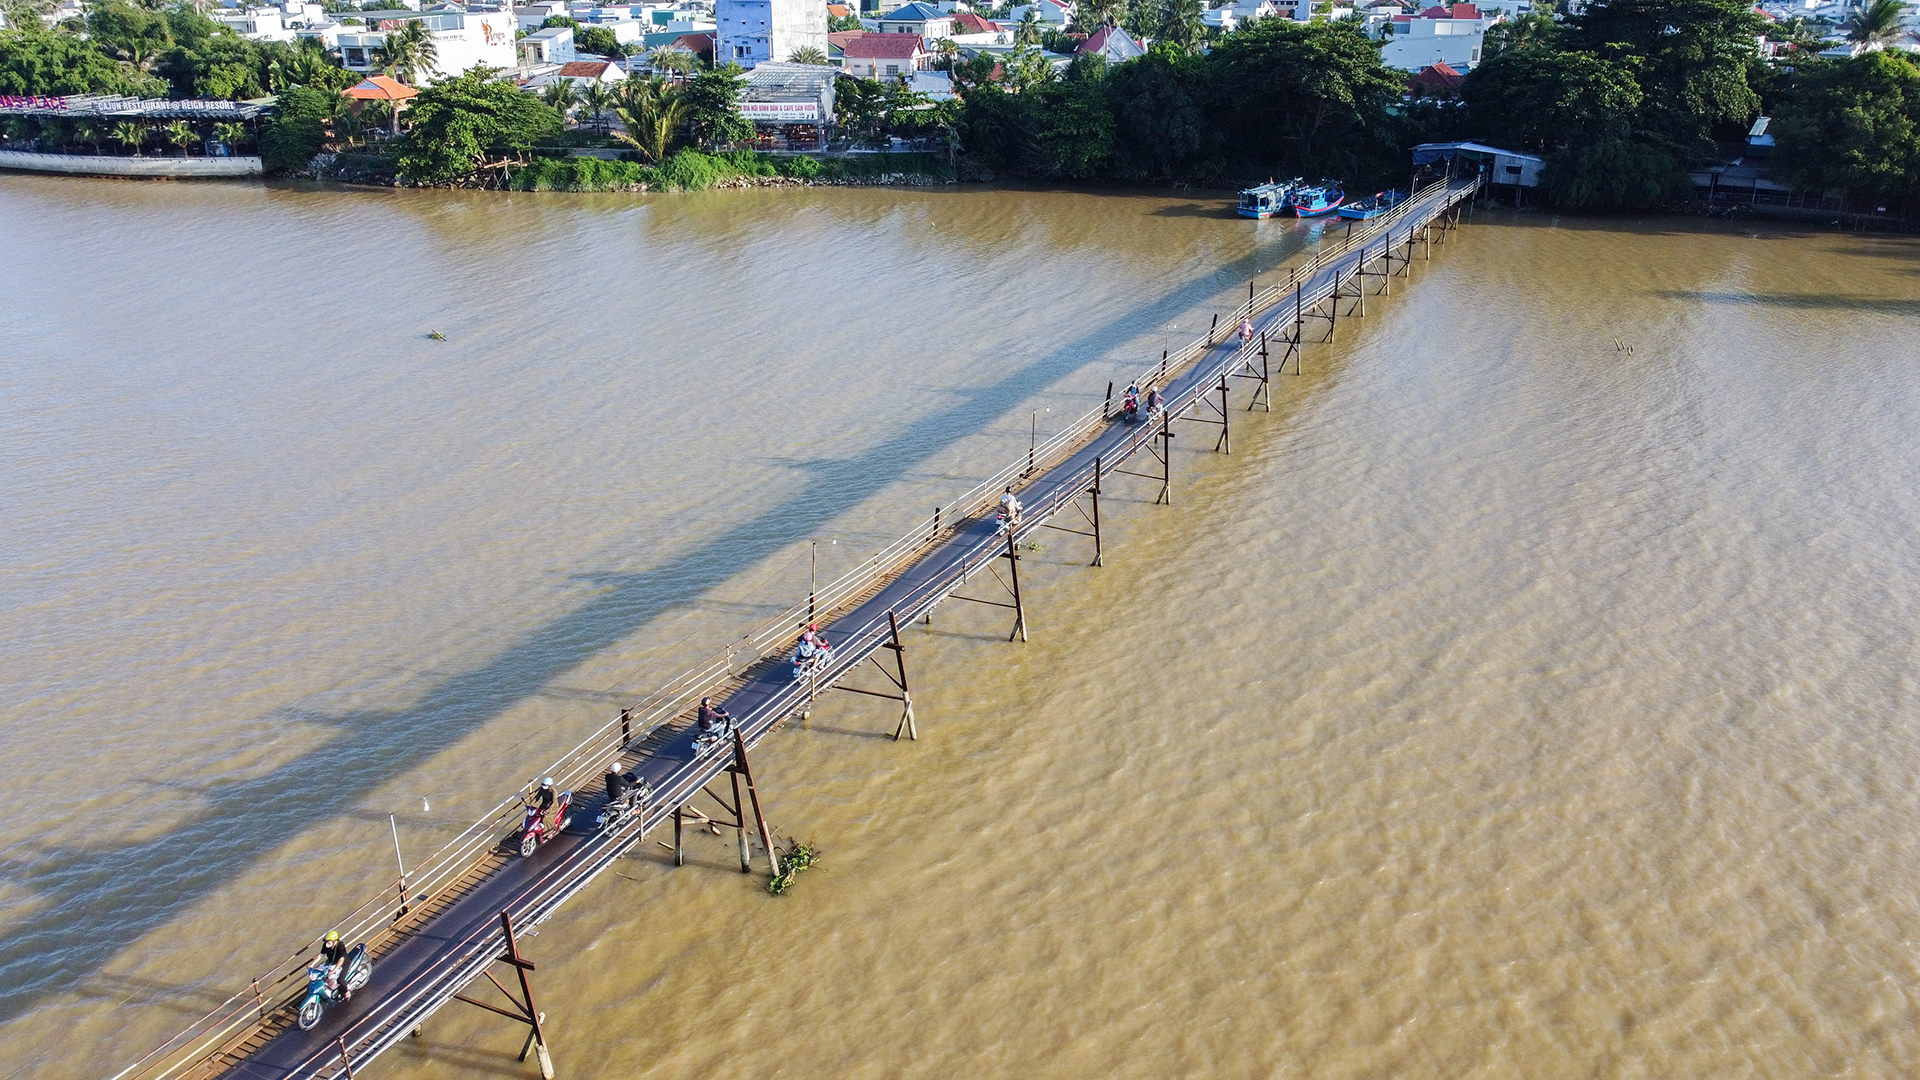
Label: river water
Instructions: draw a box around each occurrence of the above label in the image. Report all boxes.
[3,174,1919,1079]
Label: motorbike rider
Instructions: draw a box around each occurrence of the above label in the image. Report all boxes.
[999,485,1022,526]
[1145,384,1164,423]
[1122,382,1140,419]
[317,930,349,997]
[1240,318,1255,345]
[696,696,732,736]
[530,776,557,827]
[605,759,631,805]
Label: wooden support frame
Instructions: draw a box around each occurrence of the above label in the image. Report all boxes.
[828,609,918,740]
[1035,457,1105,568]
[947,530,1030,642]
[451,911,555,1080]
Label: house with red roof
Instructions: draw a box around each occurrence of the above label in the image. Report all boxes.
[837,31,929,78]
[1407,60,1465,97]
[1381,1,1500,71]
[1077,25,1145,62]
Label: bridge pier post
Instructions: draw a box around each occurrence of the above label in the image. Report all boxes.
[449,910,555,1079]
[673,806,684,866]
[1089,456,1104,567]
[1214,372,1230,454]
[1004,529,1028,643]
[1253,331,1270,411]
[730,729,782,876]
[885,609,918,740]
[1155,414,1174,506]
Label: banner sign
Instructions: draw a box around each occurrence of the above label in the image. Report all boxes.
[740,101,819,122]
[0,96,69,110]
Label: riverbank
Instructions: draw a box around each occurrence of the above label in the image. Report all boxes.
[292,147,955,192]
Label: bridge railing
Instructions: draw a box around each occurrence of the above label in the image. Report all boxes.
[110,175,1484,1080]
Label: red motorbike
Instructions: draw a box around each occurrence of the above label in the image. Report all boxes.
[516,788,572,857]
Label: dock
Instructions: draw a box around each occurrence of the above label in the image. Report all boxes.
[110,175,1484,1080]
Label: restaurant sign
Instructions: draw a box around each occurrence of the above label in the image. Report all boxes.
[740,101,819,122]
[0,95,69,110]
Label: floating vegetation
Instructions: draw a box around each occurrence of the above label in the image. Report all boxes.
[767,838,821,896]
[428,330,446,341]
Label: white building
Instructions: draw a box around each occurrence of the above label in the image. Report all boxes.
[338,10,518,77]
[1380,2,1499,71]
[716,0,827,67]
[215,6,297,41]
[520,24,579,62]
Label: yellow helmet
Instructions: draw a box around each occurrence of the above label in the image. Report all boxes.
[325,930,340,943]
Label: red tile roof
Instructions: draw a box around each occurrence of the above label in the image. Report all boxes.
[951,11,1001,32]
[557,61,613,78]
[839,32,926,58]
[827,2,852,13]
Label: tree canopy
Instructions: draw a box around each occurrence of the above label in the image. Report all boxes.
[1772,51,1920,203]
[395,69,563,185]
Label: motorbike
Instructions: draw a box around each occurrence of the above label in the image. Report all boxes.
[791,639,830,683]
[296,943,369,1031]
[595,774,652,831]
[516,790,572,857]
[1121,396,1139,423]
[691,715,734,757]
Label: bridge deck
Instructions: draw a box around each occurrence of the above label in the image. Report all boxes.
[126,177,1483,1080]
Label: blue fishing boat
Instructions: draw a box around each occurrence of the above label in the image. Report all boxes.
[1237,178,1303,219]
[1336,189,1406,220]
[1288,184,1345,217]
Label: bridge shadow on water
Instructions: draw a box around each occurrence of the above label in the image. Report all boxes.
[0,248,1272,1030]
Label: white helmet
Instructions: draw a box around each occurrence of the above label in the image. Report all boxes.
[540,776,553,789]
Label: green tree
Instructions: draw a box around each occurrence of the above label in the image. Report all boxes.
[1543,136,1690,207]
[828,12,864,31]
[1026,54,1115,176]
[1016,9,1041,44]
[789,45,829,64]
[1563,0,1766,150]
[647,45,697,81]
[261,82,331,170]
[381,19,438,85]
[1772,50,1920,203]
[110,119,146,155]
[540,76,579,122]
[579,77,616,132]
[610,75,686,161]
[164,119,196,154]
[0,27,168,96]
[574,24,622,56]
[85,0,172,71]
[683,62,754,148]
[1461,47,1642,152]
[395,68,564,184]
[1155,0,1204,53]
[213,119,246,150]
[1106,41,1217,178]
[1207,18,1404,180]
[1479,10,1557,57]
[1845,0,1908,48]
[73,117,103,152]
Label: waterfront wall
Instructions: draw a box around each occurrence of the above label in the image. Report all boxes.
[0,151,263,178]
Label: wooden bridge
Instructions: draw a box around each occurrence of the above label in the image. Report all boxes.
[109,175,1484,1080]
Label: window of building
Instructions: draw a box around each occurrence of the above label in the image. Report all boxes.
[884,63,898,74]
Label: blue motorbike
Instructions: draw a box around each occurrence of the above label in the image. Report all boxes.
[296,943,369,1031]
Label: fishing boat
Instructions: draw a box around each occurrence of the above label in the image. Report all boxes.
[1288,184,1345,217]
[1237,178,1303,219]
[1336,189,1406,220]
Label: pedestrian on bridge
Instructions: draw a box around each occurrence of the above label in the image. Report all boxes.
[1240,318,1254,345]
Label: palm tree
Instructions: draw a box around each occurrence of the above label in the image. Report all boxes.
[1846,0,1906,47]
[164,120,197,156]
[788,45,829,64]
[579,79,617,133]
[610,78,688,163]
[541,77,580,123]
[931,37,958,71]
[213,121,246,153]
[648,46,697,82]
[111,121,146,156]
[74,119,104,154]
[1016,9,1041,44]
[381,19,438,84]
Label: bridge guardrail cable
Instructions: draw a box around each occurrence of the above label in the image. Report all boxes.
[111,175,1485,1080]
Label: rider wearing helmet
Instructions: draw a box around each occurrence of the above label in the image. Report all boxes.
[532,776,556,816]
[605,759,630,804]
[999,485,1022,525]
[696,696,731,735]
[318,930,348,993]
